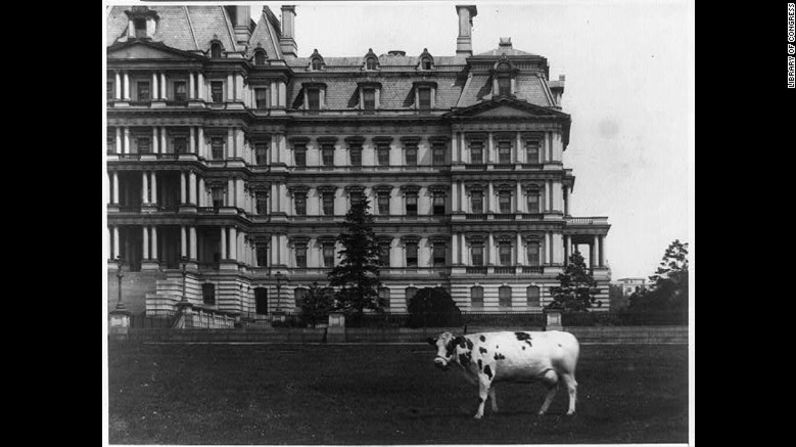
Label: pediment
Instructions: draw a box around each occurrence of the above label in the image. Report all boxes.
[475,105,538,118]
[107,41,202,61]
[448,97,568,119]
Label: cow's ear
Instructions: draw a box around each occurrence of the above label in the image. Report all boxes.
[426,337,437,346]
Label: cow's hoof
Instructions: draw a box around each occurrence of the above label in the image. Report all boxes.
[474,414,483,419]
[537,411,546,416]
[566,411,576,416]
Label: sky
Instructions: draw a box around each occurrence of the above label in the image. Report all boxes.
[247,0,694,280]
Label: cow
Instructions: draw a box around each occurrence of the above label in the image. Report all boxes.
[427,330,580,419]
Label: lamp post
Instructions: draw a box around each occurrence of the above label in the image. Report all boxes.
[115,257,126,311]
[275,271,284,313]
[180,258,188,303]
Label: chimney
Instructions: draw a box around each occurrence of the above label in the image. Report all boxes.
[280,5,297,59]
[233,5,252,45]
[455,5,478,57]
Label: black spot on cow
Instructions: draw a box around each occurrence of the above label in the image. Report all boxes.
[445,340,457,357]
[479,335,486,342]
[558,344,562,347]
[484,365,493,379]
[454,336,467,349]
[478,397,484,404]
[494,352,506,360]
[478,359,482,371]
[459,353,470,366]
[522,346,526,350]
[479,347,488,354]
[515,332,531,341]
[465,338,474,350]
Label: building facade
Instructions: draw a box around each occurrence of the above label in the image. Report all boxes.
[106,4,611,319]
[615,278,648,297]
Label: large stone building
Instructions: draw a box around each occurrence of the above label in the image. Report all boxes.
[106,4,611,319]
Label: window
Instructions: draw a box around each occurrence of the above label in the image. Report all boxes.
[418,88,431,110]
[137,81,150,101]
[107,135,115,153]
[294,146,306,167]
[470,141,483,164]
[499,191,512,213]
[406,243,418,267]
[377,146,390,166]
[107,81,114,100]
[350,192,363,208]
[366,57,378,70]
[362,89,376,110]
[202,283,216,305]
[295,245,307,267]
[311,58,323,71]
[254,51,266,66]
[499,286,512,307]
[211,82,224,103]
[498,77,511,96]
[134,18,147,39]
[322,193,334,215]
[212,188,225,209]
[255,88,268,109]
[433,196,445,216]
[211,138,224,160]
[433,145,445,165]
[211,43,222,59]
[526,140,540,163]
[173,137,187,154]
[406,194,417,216]
[137,138,151,154]
[307,89,320,110]
[256,193,268,215]
[322,145,335,166]
[350,146,362,166]
[323,244,335,267]
[173,82,187,102]
[421,58,432,70]
[471,191,483,213]
[379,242,390,266]
[527,286,541,307]
[526,241,540,266]
[471,244,484,266]
[498,140,511,163]
[255,288,268,314]
[294,288,308,308]
[433,243,446,266]
[255,143,268,165]
[294,194,306,215]
[377,193,390,215]
[256,245,268,266]
[527,191,540,213]
[405,286,418,304]
[379,287,391,308]
[471,286,484,308]
[405,147,417,166]
[499,243,512,265]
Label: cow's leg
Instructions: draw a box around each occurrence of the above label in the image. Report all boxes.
[488,387,499,412]
[561,373,578,415]
[474,376,492,419]
[538,369,559,416]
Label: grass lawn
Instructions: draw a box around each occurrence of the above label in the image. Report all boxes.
[108,343,688,444]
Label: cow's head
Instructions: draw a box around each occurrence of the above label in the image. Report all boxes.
[427,332,464,371]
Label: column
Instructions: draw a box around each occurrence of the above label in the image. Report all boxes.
[180,226,187,258]
[141,172,149,204]
[197,127,204,158]
[114,71,121,99]
[190,227,197,260]
[227,128,234,159]
[180,172,187,204]
[563,235,570,265]
[115,128,121,154]
[488,233,496,265]
[123,128,130,154]
[230,227,238,260]
[152,128,159,154]
[112,226,119,259]
[152,72,159,100]
[592,235,599,268]
[227,179,235,207]
[235,74,244,102]
[112,172,119,203]
[123,71,130,100]
[601,235,607,267]
[451,183,458,212]
[516,132,523,163]
[487,132,494,163]
[189,171,197,205]
[142,227,149,259]
[221,227,227,259]
[279,82,287,107]
[151,226,158,261]
[236,178,244,208]
[150,172,157,204]
[516,183,523,213]
[451,131,459,163]
[487,182,494,212]
[198,177,206,207]
[452,233,459,265]
[189,127,196,154]
[160,127,167,153]
[160,73,166,99]
[198,72,205,100]
[516,233,524,265]
[226,74,234,101]
[189,72,195,100]
[235,129,244,159]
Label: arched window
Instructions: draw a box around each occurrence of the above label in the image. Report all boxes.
[496,62,512,96]
[202,283,216,306]
[470,286,484,309]
[366,57,378,70]
[499,286,512,307]
[311,58,323,71]
[254,50,266,66]
[526,286,540,307]
[211,42,222,59]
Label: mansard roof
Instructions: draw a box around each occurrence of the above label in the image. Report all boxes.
[247,7,284,60]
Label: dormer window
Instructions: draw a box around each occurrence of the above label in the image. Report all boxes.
[308,49,325,71]
[413,81,436,111]
[125,6,158,40]
[302,83,326,111]
[134,18,147,38]
[254,50,266,66]
[366,57,378,70]
[493,60,515,96]
[498,76,511,96]
[358,82,380,111]
[312,58,323,71]
[211,42,223,59]
[417,48,434,71]
[422,58,432,70]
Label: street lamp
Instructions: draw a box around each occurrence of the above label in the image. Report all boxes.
[180,257,188,303]
[115,257,126,311]
[275,271,284,313]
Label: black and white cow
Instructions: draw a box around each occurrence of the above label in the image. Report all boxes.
[428,331,580,419]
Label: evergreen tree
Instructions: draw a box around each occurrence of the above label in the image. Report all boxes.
[629,240,689,313]
[546,251,600,311]
[327,198,382,318]
[299,282,336,327]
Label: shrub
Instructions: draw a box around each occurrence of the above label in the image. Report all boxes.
[407,287,462,328]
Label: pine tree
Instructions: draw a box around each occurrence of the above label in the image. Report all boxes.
[546,251,600,311]
[630,239,689,313]
[327,198,382,318]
